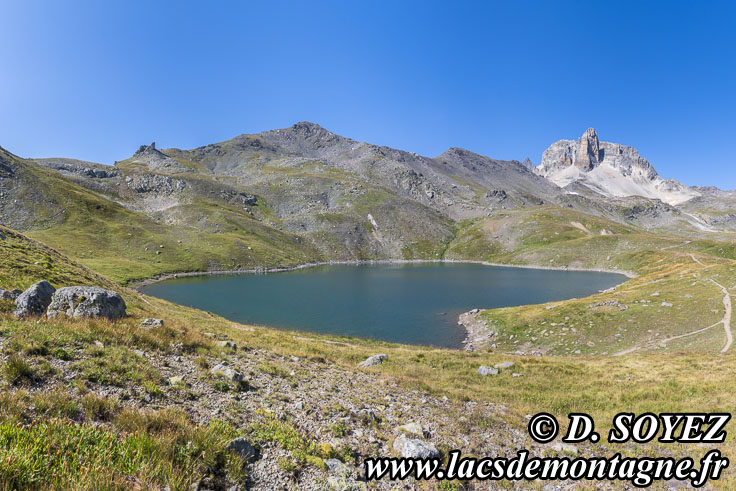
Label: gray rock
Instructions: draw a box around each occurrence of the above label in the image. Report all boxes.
[351,408,377,421]
[225,437,257,462]
[46,286,126,320]
[14,280,55,317]
[168,376,184,386]
[324,458,351,477]
[215,340,237,351]
[392,434,440,459]
[494,361,515,370]
[0,288,22,301]
[552,442,578,454]
[357,354,387,368]
[477,366,499,376]
[211,363,245,386]
[396,422,424,437]
[140,318,164,328]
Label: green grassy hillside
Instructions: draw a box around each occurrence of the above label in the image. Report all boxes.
[1,227,736,488]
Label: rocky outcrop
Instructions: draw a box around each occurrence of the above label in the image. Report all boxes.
[129,142,192,173]
[46,286,126,320]
[35,159,118,179]
[125,174,187,195]
[537,128,698,205]
[0,146,15,177]
[520,157,535,171]
[220,189,257,207]
[140,318,164,328]
[458,309,497,351]
[14,281,56,317]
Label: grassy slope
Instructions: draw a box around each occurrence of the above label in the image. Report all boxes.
[20,156,456,283]
[2,227,736,488]
[17,162,322,284]
[443,206,736,354]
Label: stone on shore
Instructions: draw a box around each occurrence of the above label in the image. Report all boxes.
[46,286,126,320]
[357,354,387,368]
[141,318,164,328]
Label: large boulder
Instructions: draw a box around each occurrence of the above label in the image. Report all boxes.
[14,281,55,317]
[46,286,126,320]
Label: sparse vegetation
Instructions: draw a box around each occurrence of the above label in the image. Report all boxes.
[2,355,35,386]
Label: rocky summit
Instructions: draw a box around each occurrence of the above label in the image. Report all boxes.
[537,127,699,205]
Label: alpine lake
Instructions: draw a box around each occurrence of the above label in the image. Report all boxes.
[141,263,626,348]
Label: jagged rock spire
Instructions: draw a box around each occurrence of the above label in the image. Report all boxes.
[573,128,600,170]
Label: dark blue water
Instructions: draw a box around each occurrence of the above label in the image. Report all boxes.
[141,263,626,348]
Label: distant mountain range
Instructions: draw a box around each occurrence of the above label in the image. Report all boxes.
[1,123,734,283]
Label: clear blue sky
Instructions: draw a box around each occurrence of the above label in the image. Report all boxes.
[2,1,734,187]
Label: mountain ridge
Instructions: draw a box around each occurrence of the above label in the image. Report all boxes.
[536,127,699,205]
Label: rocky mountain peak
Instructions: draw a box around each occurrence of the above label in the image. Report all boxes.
[289,122,335,139]
[520,157,535,171]
[128,141,192,173]
[537,129,698,205]
[134,142,161,157]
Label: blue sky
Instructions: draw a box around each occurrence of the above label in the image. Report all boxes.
[1,1,734,187]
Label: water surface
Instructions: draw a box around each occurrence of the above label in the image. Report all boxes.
[141,263,626,348]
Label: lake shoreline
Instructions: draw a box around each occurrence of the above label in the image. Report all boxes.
[129,259,636,291]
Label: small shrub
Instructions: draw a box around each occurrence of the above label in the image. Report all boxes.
[258,362,290,378]
[213,380,230,392]
[52,347,74,361]
[196,356,210,370]
[82,393,119,421]
[142,381,163,399]
[278,457,298,475]
[330,423,348,437]
[3,354,35,385]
